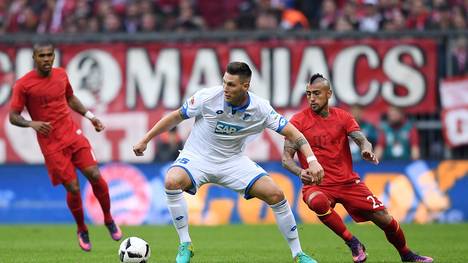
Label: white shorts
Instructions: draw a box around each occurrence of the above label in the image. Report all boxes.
[169,151,267,199]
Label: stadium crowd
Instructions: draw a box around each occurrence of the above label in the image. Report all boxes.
[0,0,467,34]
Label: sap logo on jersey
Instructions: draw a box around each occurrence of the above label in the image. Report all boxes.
[214,121,244,135]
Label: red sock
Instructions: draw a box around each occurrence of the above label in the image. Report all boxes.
[90,177,113,224]
[66,192,87,233]
[381,218,410,256]
[319,209,353,242]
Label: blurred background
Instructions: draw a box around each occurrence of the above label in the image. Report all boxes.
[0,0,467,226]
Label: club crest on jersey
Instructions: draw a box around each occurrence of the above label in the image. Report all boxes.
[214,121,244,135]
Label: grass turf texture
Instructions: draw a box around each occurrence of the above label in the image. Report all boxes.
[0,224,466,263]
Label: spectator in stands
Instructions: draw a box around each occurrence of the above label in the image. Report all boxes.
[197,0,242,30]
[235,0,257,30]
[123,0,141,33]
[86,17,100,33]
[319,0,337,30]
[451,37,468,76]
[334,16,354,32]
[280,7,310,30]
[350,105,378,162]
[102,12,122,33]
[141,12,159,32]
[223,18,238,31]
[375,106,420,160]
[380,0,403,23]
[256,9,279,30]
[428,4,452,30]
[406,0,430,30]
[359,0,383,32]
[339,1,359,29]
[175,0,205,32]
[154,126,184,163]
[451,5,467,30]
[382,10,406,31]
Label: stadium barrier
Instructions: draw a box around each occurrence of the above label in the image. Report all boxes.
[0,160,467,224]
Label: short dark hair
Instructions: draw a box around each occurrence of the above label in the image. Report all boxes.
[226,62,252,81]
[33,42,54,52]
[309,73,327,84]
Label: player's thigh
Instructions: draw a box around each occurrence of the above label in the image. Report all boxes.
[71,138,97,170]
[167,153,209,194]
[340,182,386,222]
[44,149,77,186]
[218,156,270,200]
[247,176,285,205]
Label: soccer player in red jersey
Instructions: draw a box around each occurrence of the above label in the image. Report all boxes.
[9,43,122,252]
[282,74,433,263]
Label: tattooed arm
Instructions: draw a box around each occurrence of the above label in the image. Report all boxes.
[280,123,324,185]
[349,131,379,164]
[282,139,303,177]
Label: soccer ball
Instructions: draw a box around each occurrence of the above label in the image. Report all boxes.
[118,237,151,263]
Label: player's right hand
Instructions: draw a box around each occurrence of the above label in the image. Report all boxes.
[133,142,147,156]
[306,160,324,185]
[30,121,52,135]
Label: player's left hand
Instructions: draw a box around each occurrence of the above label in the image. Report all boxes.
[305,160,324,185]
[299,169,314,185]
[91,118,105,132]
[362,149,379,164]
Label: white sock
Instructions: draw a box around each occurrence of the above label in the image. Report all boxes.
[271,199,302,258]
[165,189,191,243]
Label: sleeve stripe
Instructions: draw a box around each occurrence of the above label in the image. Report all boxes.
[276,117,288,133]
[181,102,190,119]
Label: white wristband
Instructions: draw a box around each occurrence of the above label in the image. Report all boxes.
[306,155,317,163]
[84,111,96,120]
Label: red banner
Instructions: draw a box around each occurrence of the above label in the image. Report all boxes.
[0,39,438,163]
[440,77,468,148]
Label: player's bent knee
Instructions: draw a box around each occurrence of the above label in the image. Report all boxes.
[307,192,330,215]
[164,176,181,190]
[268,189,285,204]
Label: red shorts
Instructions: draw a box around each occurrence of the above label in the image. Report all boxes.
[302,180,386,222]
[44,136,97,186]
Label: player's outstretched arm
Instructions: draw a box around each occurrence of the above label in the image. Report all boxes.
[67,95,105,132]
[9,110,52,135]
[349,131,379,164]
[133,108,184,156]
[280,123,324,185]
[282,139,305,176]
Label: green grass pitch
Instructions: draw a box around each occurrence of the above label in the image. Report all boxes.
[0,224,467,262]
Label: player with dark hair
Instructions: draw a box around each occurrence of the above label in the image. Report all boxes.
[282,73,433,263]
[9,43,122,252]
[134,61,323,263]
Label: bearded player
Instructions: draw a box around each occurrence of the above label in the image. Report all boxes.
[282,74,433,263]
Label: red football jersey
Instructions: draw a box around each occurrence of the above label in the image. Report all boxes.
[290,107,361,186]
[10,68,81,155]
